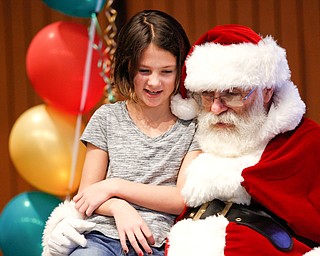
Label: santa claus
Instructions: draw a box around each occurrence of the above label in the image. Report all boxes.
[168,24,320,255]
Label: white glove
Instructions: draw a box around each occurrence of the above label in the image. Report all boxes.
[42,200,96,256]
[46,216,96,256]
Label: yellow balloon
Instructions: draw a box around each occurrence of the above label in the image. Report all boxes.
[9,104,86,196]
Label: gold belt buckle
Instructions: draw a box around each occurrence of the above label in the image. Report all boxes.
[191,201,233,221]
[192,202,209,221]
[218,201,233,217]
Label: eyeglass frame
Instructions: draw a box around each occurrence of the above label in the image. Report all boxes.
[197,88,256,108]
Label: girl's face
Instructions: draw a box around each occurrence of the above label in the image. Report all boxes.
[133,43,177,108]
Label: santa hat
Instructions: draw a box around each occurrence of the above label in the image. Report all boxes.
[171,24,291,120]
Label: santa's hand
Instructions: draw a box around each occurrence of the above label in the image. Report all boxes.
[46,216,96,256]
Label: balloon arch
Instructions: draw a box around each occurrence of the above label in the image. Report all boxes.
[0,0,117,255]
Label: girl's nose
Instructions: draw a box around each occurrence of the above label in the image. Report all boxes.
[148,73,161,86]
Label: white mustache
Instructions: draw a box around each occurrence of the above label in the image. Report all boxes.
[203,111,243,127]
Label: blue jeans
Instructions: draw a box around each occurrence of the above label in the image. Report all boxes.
[69,231,165,256]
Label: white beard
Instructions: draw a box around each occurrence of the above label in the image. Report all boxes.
[196,94,268,157]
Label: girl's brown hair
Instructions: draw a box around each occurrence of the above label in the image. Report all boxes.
[112,10,190,100]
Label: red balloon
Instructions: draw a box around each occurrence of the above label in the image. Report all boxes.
[26,21,106,114]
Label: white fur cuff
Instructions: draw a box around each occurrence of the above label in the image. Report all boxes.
[167,215,228,256]
[182,153,253,207]
[303,247,320,256]
[42,200,82,255]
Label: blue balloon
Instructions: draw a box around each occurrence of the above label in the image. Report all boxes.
[0,191,62,256]
[42,0,106,18]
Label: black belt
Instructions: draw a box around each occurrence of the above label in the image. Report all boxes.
[185,199,293,252]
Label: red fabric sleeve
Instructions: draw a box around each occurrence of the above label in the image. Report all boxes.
[242,118,320,244]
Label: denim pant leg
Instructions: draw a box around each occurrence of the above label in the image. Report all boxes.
[150,245,165,256]
[69,231,124,256]
[70,231,165,256]
[126,243,165,256]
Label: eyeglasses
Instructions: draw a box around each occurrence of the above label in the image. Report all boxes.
[200,88,255,107]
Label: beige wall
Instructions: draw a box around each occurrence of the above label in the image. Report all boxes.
[1,0,319,214]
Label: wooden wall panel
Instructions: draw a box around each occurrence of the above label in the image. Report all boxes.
[301,0,320,121]
[258,0,277,33]
[0,0,12,216]
[279,0,303,93]
[0,2,320,254]
[11,1,37,192]
[236,0,255,26]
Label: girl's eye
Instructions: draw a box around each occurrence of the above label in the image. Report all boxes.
[162,70,173,74]
[139,69,150,73]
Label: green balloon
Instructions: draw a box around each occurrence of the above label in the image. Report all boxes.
[0,191,61,256]
[42,0,106,18]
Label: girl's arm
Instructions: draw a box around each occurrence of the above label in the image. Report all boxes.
[106,150,201,215]
[75,149,201,216]
[74,143,156,255]
[77,143,109,191]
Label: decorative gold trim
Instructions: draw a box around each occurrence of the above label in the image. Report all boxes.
[192,202,210,220]
[219,202,233,217]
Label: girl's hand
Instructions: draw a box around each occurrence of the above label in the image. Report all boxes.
[111,199,155,255]
[73,179,118,216]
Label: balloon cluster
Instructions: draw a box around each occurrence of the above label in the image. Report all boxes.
[1,1,112,255]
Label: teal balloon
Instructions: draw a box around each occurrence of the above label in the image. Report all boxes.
[42,0,106,18]
[0,191,62,256]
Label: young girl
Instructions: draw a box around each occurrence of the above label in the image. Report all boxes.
[42,10,200,256]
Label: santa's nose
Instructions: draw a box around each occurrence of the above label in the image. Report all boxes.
[210,98,228,115]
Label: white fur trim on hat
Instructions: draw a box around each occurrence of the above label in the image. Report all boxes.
[258,80,306,143]
[185,37,290,92]
[170,94,199,120]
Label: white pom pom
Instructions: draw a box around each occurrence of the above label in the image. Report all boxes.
[170,94,199,120]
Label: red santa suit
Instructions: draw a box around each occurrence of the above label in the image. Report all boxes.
[168,25,320,256]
